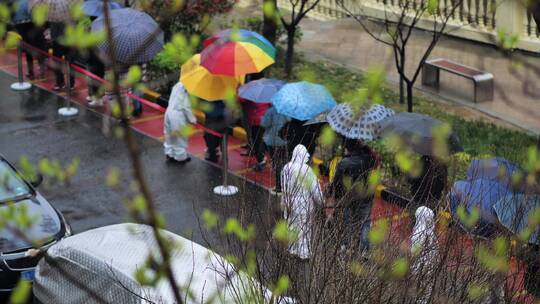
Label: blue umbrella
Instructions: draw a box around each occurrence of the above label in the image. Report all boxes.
[466,157,521,184]
[11,0,31,25]
[238,78,285,103]
[82,0,123,17]
[271,81,337,121]
[92,8,163,65]
[494,193,540,244]
[449,179,512,227]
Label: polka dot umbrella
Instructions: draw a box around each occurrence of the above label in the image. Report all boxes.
[326,103,395,141]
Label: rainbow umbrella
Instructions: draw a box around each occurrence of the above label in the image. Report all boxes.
[200,39,275,76]
[203,29,275,58]
[180,54,244,101]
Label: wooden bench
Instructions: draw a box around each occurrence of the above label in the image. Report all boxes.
[421,58,494,103]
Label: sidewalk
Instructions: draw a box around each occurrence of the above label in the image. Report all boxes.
[232,1,540,135]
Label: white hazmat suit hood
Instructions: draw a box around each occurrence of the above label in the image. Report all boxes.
[281,144,323,259]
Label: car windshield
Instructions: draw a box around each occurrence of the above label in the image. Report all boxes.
[0,160,31,202]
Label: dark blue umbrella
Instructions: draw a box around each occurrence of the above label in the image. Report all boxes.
[238,78,285,103]
[11,0,31,25]
[449,179,512,227]
[494,193,540,244]
[92,8,163,65]
[82,0,123,17]
[466,157,521,184]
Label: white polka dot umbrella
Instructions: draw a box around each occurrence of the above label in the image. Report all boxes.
[326,103,395,141]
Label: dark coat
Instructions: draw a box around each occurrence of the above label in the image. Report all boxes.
[328,147,377,221]
[281,119,321,157]
[408,156,448,209]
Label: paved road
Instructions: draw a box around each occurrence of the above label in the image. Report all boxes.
[0,72,274,246]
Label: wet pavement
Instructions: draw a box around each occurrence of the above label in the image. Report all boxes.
[0,71,272,245]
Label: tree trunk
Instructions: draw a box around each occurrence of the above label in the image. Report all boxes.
[406,81,414,112]
[262,0,278,45]
[399,74,405,104]
[285,27,296,79]
[399,48,406,104]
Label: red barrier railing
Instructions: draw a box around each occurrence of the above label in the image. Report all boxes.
[15,40,237,195]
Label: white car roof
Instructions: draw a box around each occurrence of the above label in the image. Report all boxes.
[34,223,274,304]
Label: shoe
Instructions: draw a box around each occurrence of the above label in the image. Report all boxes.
[166,155,191,163]
[178,157,191,164]
[88,96,103,107]
[25,73,35,80]
[85,96,91,102]
[253,159,267,172]
[205,151,218,162]
[52,84,65,91]
[270,188,282,196]
[205,155,218,163]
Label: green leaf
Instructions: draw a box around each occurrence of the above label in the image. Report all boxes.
[263,0,276,18]
[123,65,142,87]
[368,219,389,245]
[467,282,488,300]
[272,219,298,243]
[9,280,32,304]
[70,2,85,21]
[202,209,218,229]
[271,275,290,296]
[427,0,438,15]
[6,32,20,49]
[32,4,49,27]
[0,3,10,23]
[319,126,336,147]
[105,167,120,187]
[18,155,36,182]
[456,205,480,228]
[391,257,409,278]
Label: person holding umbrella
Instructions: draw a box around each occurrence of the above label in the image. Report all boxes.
[12,0,46,79]
[379,112,462,211]
[326,139,377,253]
[91,8,164,115]
[261,105,290,194]
[27,0,79,89]
[80,0,123,107]
[270,81,337,158]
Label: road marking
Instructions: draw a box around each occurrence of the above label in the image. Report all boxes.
[130,114,164,124]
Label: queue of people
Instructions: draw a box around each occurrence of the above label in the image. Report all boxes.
[10,3,144,116]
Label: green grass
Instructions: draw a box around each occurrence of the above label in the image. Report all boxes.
[266,52,537,167]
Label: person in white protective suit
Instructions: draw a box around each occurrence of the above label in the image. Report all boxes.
[281,144,323,259]
[411,206,439,303]
[163,83,197,163]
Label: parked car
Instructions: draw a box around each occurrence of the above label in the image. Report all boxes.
[33,223,293,304]
[0,155,71,292]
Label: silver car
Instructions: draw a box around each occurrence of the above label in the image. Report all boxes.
[0,155,71,292]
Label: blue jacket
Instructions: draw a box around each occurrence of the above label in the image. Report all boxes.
[261,107,290,147]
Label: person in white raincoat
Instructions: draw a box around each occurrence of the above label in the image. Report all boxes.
[164,83,197,163]
[410,206,438,303]
[281,144,323,259]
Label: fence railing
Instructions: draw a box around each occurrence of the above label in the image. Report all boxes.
[276,0,540,52]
